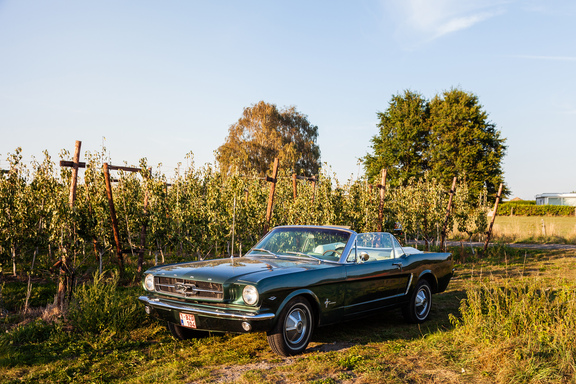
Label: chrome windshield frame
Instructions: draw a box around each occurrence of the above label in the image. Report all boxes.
[244,226,403,265]
[246,225,357,264]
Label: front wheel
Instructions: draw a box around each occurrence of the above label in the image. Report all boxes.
[267,296,314,356]
[402,279,432,323]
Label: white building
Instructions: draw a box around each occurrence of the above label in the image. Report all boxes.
[535,193,576,206]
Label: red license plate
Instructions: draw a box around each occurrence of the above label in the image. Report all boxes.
[179,313,197,328]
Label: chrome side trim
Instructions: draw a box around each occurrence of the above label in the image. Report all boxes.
[345,293,404,309]
[139,296,275,321]
[404,274,414,295]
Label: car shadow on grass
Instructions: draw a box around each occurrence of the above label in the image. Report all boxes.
[306,288,466,354]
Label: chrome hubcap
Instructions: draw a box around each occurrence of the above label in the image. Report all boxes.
[415,288,430,318]
[285,307,308,346]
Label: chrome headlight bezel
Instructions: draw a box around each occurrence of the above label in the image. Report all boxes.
[242,285,259,306]
[144,274,155,291]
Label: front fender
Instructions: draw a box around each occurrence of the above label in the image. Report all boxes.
[272,289,321,327]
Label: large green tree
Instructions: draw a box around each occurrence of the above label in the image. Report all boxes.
[364,90,430,186]
[365,88,507,199]
[216,101,321,177]
[428,88,507,198]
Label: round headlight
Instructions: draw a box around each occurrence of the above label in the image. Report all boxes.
[242,285,259,306]
[144,274,155,291]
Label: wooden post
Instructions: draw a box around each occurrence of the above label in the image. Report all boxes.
[231,195,237,256]
[103,163,124,274]
[292,174,298,201]
[311,178,316,203]
[263,158,279,235]
[69,140,82,207]
[138,172,150,273]
[483,183,503,253]
[56,141,85,311]
[377,169,387,232]
[440,177,457,252]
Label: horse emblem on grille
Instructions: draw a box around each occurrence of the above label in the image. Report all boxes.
[175,282,197,296]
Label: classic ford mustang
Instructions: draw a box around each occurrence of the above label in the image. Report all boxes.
[139,225,454,356]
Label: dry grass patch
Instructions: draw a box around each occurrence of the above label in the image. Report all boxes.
[492,216,576,244]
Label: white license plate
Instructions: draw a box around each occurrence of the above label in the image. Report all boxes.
[179,313,197,328]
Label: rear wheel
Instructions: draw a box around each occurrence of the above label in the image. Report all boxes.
[166,322,208,340]
[267,296,314,356]
[402,279,432,323]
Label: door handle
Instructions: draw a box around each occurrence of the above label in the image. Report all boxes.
[392,262,403,270]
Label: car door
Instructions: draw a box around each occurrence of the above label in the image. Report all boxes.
[342,233,412,318]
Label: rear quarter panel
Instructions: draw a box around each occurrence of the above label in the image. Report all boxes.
[402,252,454,293]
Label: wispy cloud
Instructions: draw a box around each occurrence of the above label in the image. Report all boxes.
[512,55,576,62]
[386,0,508,45]
[432,11,497,37]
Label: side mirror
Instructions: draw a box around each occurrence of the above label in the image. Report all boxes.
[359,252,370,262]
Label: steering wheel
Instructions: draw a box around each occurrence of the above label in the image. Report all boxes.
[322,249,342,257]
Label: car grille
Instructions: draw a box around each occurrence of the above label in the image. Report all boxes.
[154,277,224,300]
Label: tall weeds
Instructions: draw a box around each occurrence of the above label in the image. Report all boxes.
[67,271,145,335]
[451,277,576,382]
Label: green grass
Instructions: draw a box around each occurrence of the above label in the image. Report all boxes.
[1,247,576,383]
[0,279,56,312]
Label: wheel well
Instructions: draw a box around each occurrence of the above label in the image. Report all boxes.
[419,273,438,293]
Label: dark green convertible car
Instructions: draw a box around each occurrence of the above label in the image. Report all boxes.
[139,225,454,356]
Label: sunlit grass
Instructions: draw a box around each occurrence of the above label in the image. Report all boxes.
[493,216,576,244]
[1,247,576,383]
[450,215,576,244]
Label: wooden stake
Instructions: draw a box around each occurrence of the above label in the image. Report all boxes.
[263,158,279,235]
[311,179,316,203]
[292,173,297,201]
[440,177,457,252]
[68,141,82,207]
[104,163,124,274]
[377,169,387,232]
[138,174,149,273]
[56,140,85,311]
[107,164,140,172]
[483,183,503,253]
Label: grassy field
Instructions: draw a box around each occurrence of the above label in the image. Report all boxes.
[1,246,576,383]
[492,215,576,243]
[449,215,576,244]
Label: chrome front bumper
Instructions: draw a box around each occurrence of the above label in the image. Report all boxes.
[138,295,275,321]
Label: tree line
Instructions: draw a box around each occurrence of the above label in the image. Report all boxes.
[216,89,506,202]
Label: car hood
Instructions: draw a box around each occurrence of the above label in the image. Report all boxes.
[147,256,333,284]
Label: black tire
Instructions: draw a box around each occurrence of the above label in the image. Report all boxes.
[166,322,208,340]
[266,296,314,357]
[402,279,432,323]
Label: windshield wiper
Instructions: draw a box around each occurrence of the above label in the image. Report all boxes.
[249,248,278,257]
[285,251,323,263]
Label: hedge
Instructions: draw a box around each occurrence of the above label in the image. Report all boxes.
[497,203,576,216]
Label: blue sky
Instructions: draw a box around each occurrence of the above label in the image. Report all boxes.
[1,0,575,199]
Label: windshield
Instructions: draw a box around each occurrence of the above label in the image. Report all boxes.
[247,227,351,262]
